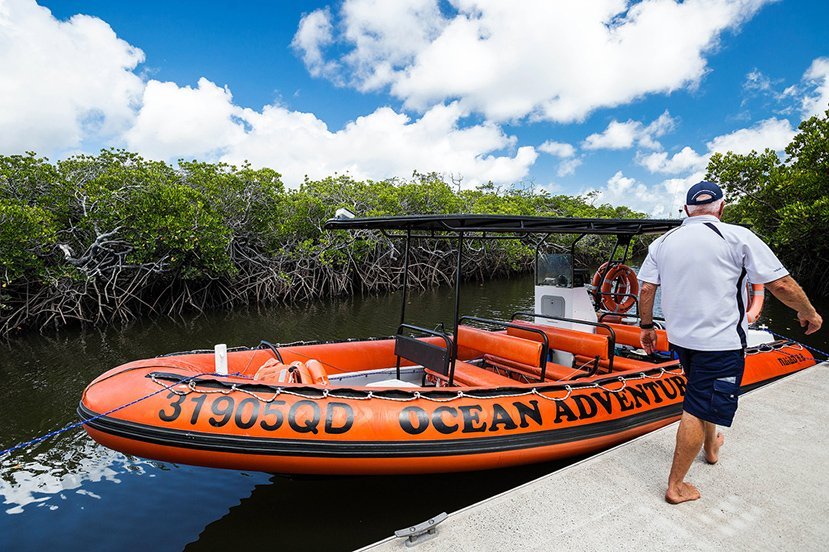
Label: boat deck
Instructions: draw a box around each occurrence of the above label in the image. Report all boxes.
[361,362,829,551]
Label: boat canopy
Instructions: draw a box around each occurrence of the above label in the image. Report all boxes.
[324,214,681,237]
[324,213,682,359]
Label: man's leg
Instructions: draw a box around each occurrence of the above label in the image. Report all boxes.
[703,421,724,464]
[666,410,704,504]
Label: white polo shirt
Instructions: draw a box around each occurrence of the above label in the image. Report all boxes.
[638,215,788,351]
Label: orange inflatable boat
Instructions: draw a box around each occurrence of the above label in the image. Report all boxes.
[79,215,816,475]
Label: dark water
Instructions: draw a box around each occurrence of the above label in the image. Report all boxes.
[1,276,826,551]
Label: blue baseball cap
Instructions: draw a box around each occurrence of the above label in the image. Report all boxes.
[686,181,723,205]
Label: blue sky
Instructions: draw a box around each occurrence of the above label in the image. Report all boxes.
[3,0,828,216]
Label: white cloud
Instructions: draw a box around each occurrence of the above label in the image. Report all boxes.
[556,158,582,177]
[538,141,575,158]
[589,170,700,218]
[297,0,773,122]
[740,60,829,118]
[0,0,144,153]
[219,101,537,187]
[126,81,537,187]
[601,117,796,215]
[743,69,775,94]
[637,117,795,176]
[706,117,795,154]
[291,8,338,80]
[590,171,667,217]
[583,111,676,150]
[802,57,829,117]
[338,0,446,91]
[583,120,640,150]
[637,146,708,174]
[125,78,247,160]
[538,141,581,177]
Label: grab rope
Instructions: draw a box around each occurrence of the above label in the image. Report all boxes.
[745,340,804,356]
[150,366,684,404]
[765,330,829,361]
[0,372,242,459]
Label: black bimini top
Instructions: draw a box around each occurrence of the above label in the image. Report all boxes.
[324,214,681,237]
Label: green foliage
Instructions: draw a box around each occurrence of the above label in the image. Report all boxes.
[706,109,829,294]
[179,160,285,251]
[0,199,56,284]
[0,149,647,333]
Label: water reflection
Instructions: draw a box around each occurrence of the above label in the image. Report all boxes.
[1,433,138,514]
[186,459,579,552]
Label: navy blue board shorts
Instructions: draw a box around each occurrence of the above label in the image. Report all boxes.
[670,344,746,427]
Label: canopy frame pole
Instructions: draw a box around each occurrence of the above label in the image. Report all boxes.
[399,229,412,327]
[450,231,464,385]
[618,234,632,264]
[570,233,587,257]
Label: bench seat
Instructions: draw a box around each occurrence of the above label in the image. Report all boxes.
[447,361,516,387]
[576,354,679,373]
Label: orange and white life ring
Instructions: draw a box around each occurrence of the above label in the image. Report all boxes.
[304,359,329,385]
[746,283,765,323]
[592,262,639,313]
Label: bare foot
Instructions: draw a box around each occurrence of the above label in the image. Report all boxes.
[704,432,724,464]
[665,481,701,504]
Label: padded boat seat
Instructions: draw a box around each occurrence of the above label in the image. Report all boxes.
[456,326,544,367]
[506,320,611,362]
[449,361,516,387]
[577,354,679,373]
[483,354,585,382]
[544,364,590,380]
[599,323,669,352]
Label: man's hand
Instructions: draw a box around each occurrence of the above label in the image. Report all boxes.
[798,309,823,335]
[641,328,657,354]
[766,276,822,335]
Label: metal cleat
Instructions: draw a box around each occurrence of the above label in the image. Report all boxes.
[394,512,448,547]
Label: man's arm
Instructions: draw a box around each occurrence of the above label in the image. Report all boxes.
[764,275,822,335]
[639,281,659,354]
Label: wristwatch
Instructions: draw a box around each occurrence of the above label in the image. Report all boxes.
[639,322,655,329]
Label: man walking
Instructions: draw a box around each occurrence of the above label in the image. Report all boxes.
[637,181,822,504]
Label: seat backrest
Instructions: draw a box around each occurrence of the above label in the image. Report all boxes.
[599,323,669,352]
[456,326,544,368]
[394,334,450,378]
[506,321,610,361]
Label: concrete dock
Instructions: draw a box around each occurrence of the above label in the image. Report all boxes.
[361,363,829,552]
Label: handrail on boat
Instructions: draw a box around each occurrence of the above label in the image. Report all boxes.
[596,308,666,326]
[458,316,550,382]
[510,312,617,374]
[592,291,640,315]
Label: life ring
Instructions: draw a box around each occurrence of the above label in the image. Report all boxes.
[290,361,313,384]
[746,283,765,324]
[304,359,329,385]
[592,262,639,313]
